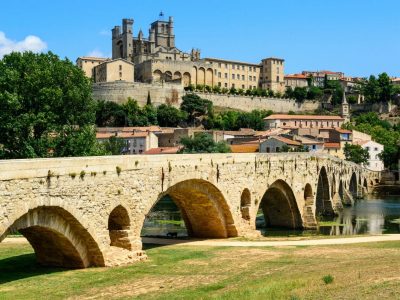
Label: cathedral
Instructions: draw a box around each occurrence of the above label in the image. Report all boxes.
[79,15,286,93]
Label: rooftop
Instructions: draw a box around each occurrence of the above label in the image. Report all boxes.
[144,147,181,154]
[204,57,261,67]
[324,142,341,149]
[269,136,302,146]
[264,114,344,121]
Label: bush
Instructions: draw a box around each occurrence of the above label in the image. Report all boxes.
[322,275,334,284]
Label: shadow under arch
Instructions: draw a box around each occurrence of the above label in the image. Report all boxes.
[316,166,334,216]
[1,206,105,268]
[258,179,302,229]
[304,183,313,203]
[144,179,238,238]
[339,180,345,203]
[350,172,358,197]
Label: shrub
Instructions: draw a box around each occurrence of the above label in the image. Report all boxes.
[322,275,334,284]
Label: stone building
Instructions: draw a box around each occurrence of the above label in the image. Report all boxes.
[78,15,286,93]
[76,57,107,78]
[264,114,345,129]
[93,59,135,83]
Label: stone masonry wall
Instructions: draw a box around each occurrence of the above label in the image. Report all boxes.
[92,81,320,113]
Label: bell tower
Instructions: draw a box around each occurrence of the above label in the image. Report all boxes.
[341,90,350,122]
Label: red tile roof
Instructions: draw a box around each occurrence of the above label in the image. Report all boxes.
[96,132,150,139]
[284,74,308,79]
[334,128,352,134]
[264,114,344,121]
[324,142,341,148]
[144,147,181,154]
[270,136,302,146]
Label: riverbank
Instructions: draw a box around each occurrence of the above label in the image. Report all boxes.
[0,239,399,299]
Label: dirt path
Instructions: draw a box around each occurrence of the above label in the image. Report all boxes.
[142,234,400,246]
[3,234,400,247]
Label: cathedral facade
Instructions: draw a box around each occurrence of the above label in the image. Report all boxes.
[82,16,286,93]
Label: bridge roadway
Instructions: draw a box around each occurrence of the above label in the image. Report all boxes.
[0,153,380,268]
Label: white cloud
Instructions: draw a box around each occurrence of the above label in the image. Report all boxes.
[0,31,47,57]
[87,49,106,58]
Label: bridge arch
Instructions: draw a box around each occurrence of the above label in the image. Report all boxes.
[316,166,334,216]
[143,179,237,238]
[108,205,132,250]
[349,172,358,197]
[240,188,251,221]
[1,206,104,268]
[304,183,313,203]
[258,180,302,229]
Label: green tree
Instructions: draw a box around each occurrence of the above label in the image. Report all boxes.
[95,100,126,127]
[307,86,323,100]
[103,136,125,155]
[343,143,370,164]
[377,72,393,103]
[363,75,380,103]
[285,87,294,98]
[179,133,230,153]
[157,104,187,127]
[146,91,152,105]
[293,87,308,102]
[180,93,213,123]
[0,51,103,159]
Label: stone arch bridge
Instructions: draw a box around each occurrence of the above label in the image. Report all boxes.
[0,153,380,268]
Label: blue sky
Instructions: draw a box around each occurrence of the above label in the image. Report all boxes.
[1,0,399,77]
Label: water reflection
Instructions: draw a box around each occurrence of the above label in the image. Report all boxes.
[142,195,400,238]
[260,196,400,236]
[141,195,188,238]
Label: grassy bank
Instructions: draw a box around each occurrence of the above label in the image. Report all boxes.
[0,241,399,299]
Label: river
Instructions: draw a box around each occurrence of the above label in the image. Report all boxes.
[141,196,400,238]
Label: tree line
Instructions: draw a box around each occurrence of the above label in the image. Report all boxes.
[96,93,273,131]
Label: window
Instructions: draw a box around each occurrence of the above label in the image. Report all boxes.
[276,147,280,152]
[237,74,240,79]
[312,145,316,150]
[214,69,217,75]
[225,83,228,87]
[242,75,245,80]
[242,84,245,89]
[225,73,228,79]
[218,63,221,68]
[249,75,252,81]
[242,65,244,70]
[266,147,270,153]
[218,82,221,87]
[119,65,122,71]
[225,63,228,68]
[232,74,235,79]
[232,64,235,69]
[277,67,279,74]
[232,83,235,88]
[119,72,122,77]
[374,147,378,151]
[249,67,252,72]
[276,76,280,82]
[218,72,221,78]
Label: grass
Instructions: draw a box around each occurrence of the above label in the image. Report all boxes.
[0,240,399,299]
[155,220,184,226]
[318,221,345,227]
